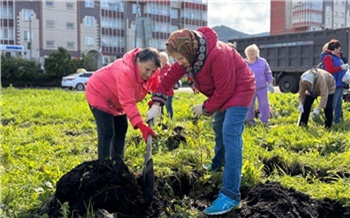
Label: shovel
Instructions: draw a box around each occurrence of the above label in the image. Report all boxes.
[142,119,155,203]
[297,112,303,126]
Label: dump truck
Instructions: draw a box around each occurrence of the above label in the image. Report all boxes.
[229,28,350,93]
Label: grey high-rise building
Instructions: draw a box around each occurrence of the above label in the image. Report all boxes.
[0,0,208,69]
[271,0,350,35]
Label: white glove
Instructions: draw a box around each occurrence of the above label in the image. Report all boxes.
[298,104,304,113]
[311,109,320,120]
[268,84,274,93]
[145,104,161,122]
[341,63,349,70]
[191,104,203,118]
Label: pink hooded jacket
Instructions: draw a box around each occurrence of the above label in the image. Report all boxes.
[153,27,255,114]
[85,48,160,128]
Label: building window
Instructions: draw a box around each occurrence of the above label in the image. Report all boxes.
[85,16,94,26]
[46,1,54,7]
[67,42,75,48]
[0,5,13,19]
[85,0,93,8]
[85,35,94,46]
[66,22,74,29]
[132,3,141,16]
[45,20,55,27]
[1,28,13,39]
[23,30,30,41]
[66,2,74,9]
[22,9,33,21]
[171,8,178,19]
[46,40,55,47]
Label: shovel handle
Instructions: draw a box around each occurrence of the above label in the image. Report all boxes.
[145,120,153,162]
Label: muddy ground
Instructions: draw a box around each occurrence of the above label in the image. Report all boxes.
[40,158,349,218]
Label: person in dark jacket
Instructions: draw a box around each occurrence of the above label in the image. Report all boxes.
[320,39,348,124]
[145,27,256,215]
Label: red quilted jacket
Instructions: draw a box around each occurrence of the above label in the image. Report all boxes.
[155,27,255,113]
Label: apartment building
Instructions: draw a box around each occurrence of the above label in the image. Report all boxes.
[271,0,350,35]
[0,0,207,69]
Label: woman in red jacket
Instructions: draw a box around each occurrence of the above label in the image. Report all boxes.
[86,47,160,161]
[146,27,255,215]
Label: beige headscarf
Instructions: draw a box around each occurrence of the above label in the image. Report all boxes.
[165,29,198,65]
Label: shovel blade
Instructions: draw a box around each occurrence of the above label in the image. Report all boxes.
[142,158,154,203]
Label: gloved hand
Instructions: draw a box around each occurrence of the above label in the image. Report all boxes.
[341,63,349,70]
[268,84,274,93]
[146,104,161,122]
[137,122,155,142]
[311,109,320,120]
[191,104,203,118]
[298,104,304,113]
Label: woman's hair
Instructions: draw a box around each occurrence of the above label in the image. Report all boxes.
[244,44,260,57]
[159,51,169,63]
[135,47,161,68]
[327,39,341,51]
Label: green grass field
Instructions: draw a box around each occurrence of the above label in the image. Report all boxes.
[1,87,350,217]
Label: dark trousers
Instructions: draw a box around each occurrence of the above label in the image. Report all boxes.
[299,94,334,128]
[90,106,128,160]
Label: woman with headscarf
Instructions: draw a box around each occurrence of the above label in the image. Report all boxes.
[145,27,255,215]
[86,47,160,161]
[320,39,348,124]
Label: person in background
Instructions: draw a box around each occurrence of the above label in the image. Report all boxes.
[244,44,274,125]
[297,68,335,128]
[320,39,348,124]
[159,51,174,119]
[85,47,160,161]
[145,27,255,215]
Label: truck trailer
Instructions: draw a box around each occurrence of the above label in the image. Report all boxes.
[229,28,350,93]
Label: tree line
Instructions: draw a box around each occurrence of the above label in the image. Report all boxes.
[1,47,97,87]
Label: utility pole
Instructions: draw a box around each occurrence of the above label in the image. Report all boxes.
[134,0,139,48]
[29,14,32,59]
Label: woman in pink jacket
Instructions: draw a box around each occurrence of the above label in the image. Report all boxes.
[86,47,160,161]
[145,27,255,215]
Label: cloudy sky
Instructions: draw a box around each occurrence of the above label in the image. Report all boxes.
[207,0,271,34]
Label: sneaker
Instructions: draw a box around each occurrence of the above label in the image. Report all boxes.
[202,164,222,172]
[203,193,240,215]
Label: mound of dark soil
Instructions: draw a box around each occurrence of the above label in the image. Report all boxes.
[40,159,348,218]
[41,159,164,218]
[237,181,346,218]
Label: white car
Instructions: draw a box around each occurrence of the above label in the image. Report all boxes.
[61,71,93,91]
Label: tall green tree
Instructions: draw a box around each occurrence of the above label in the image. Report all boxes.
[44,47,75,77]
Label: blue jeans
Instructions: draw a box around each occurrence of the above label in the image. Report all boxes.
[333,87,344,123]
[212,106,249,201]
[161,96,173,119]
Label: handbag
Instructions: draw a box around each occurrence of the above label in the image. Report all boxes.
[342,69,350,84]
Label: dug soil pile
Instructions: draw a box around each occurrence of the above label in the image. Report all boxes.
[42,159,348,218]
[41,159,165,218]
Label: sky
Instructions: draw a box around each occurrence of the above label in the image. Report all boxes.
[207,0,271,34]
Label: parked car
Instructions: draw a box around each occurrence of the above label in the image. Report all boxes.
[61,69,93,91]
